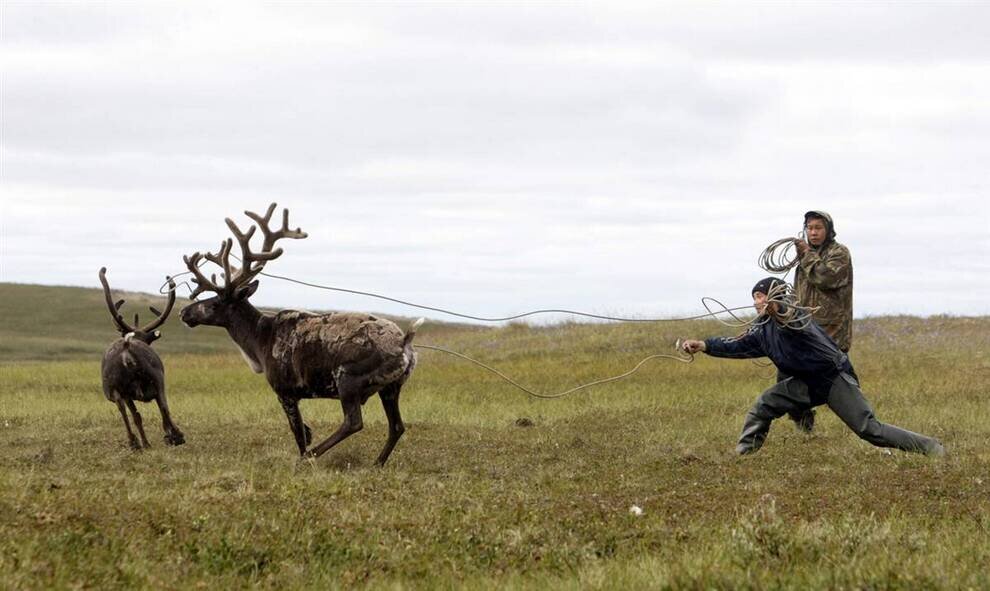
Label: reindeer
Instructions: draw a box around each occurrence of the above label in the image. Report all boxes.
[179,204,422,466]
[99,267,185,449]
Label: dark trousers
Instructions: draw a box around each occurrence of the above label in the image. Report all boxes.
[777,369,814,425]
[778,365,859,424]
[778,348,854,424]
[737,372,940,455]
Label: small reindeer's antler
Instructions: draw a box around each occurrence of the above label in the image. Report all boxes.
[140,275,176,333]
[183,203,307,298]
[100,268,178,334]
[99,267,137,334]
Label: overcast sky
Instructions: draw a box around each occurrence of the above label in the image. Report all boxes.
[2,2,988,323]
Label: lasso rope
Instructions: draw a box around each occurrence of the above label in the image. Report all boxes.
[760,281,819,331]
[755,237,822,331]
[412,281,813,400]
[157,243,819,398]
[759,237,801,275]
[413,343,694,399]
[162,236,808,328]
[160,257,758,325]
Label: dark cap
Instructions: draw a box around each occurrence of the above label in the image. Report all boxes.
[752,276,785,296]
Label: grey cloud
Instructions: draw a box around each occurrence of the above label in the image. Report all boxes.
[2,3,988,318]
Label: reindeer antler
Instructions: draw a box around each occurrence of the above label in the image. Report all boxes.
[182,240,231,300]
[100,268,179,334]
[99,267,136,334]
[226,203,308,285]
[141,275,177,333]
[244,203,308,264]
[183,203,307,299]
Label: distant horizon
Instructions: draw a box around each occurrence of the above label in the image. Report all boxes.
[4,280,985,326]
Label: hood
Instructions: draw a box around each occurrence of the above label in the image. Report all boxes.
[804,210,836,246]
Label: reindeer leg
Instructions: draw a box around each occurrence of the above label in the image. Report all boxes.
[279,396,310,456]
[116,399,141,450]
[125,399,151,448]
[155,393,185,446]
[375,383,405,466]
[303,393,364,460]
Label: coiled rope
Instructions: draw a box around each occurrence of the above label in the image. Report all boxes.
[759,281,819,331]
[754,236,822,331]
[758,237,801,275]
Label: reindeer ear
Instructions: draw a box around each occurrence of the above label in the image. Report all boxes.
[234,280,260,300]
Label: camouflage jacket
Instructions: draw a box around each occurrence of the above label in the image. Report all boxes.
[794,240,853,351]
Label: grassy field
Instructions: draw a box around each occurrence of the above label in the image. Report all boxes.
[1,283,988,589]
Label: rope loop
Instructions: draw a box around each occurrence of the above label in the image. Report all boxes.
[759,237,800,275]
[158,255,758,324]
[414,343,694,399]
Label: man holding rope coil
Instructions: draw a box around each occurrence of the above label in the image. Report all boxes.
[794,211,853,350]
[784,210,853,434]
[680,277,944,457]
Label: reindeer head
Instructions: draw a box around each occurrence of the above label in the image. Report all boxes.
[180,203,307,328]
[99,267,176,344]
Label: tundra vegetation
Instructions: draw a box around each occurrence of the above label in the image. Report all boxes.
[1,282,988,589]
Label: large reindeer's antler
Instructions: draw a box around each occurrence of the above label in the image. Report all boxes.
[182,240,231,300]
[226,203,308,284]
[183,203,307,299]
[99,268,178,334]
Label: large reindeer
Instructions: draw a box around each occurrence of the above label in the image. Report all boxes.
[99,268,185,449]
[180,204,422,465]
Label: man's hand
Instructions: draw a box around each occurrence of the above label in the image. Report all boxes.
[794,238,810,257]
[681,339,706,354]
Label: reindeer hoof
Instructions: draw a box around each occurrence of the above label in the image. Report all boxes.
[165,432,186,446]
[128,439,143,451]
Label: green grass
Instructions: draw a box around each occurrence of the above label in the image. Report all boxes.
[1,283,989,589]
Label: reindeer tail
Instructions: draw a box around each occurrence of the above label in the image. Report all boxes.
[122,333,137,369]
[403,318,425,348]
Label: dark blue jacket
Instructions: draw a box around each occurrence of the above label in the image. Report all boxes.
[704,318,854,397]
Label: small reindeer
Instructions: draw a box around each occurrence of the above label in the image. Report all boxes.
[99,267,185,449]
[180,203,421,465]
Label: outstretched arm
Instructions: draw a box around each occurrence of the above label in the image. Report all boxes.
[681,325,767,359]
